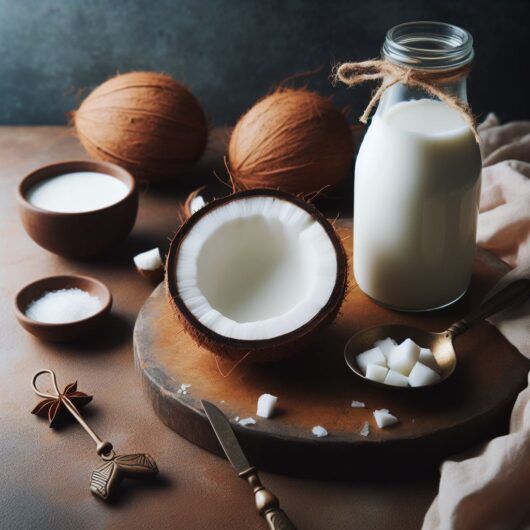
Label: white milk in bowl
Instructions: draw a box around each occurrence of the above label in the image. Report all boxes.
[354,98,481,310]
[27,172,129,213]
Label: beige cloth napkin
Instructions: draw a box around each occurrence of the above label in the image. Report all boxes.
[423,116,530,530]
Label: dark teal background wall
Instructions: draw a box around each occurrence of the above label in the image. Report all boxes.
[1,0,528,125]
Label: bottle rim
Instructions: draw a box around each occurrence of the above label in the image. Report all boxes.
[382,21,474,70]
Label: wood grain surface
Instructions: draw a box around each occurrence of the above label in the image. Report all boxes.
[135,222,529,478]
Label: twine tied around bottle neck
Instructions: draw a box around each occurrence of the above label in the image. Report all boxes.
[334,58,479,142]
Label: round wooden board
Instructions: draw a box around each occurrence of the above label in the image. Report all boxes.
[134,222,529,479]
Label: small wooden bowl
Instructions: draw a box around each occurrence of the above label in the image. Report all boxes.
[14,275,112,342]
[17,160,138,258]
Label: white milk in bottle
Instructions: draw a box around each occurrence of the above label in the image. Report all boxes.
[353,22,482,310]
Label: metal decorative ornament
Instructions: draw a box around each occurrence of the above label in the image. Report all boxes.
[31,369,158,501]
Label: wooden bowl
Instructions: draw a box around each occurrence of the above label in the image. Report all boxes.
[14,275,112,342]
[17,160,138,258]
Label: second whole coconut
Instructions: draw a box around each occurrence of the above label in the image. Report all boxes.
[73,71,208,183]
[228,88,354,195]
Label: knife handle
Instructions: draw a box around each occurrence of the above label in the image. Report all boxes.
[242,469,296,530]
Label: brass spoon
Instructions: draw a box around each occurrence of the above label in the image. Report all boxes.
[345,265,530,390]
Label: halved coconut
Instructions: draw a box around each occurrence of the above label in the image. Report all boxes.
[166,189,347,363]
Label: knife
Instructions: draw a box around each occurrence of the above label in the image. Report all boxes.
[201,400,296,530]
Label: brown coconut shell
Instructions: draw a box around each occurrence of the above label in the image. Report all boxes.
[73,71,208,183]
[165,188,348,363]
[228,88,354,195]
[178,185,206,224]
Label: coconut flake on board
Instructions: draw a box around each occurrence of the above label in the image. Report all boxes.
[239,417,256,427]
[256,393,278,418]
[359,422,370,437]
[351,400,366,408]
[373,409,399,429]
[312,426,328,438]
[177,383,191,395]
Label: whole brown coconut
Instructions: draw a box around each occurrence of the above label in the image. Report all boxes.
[73,71,208,182]
[166,188,348,363]
[228,88,354,194]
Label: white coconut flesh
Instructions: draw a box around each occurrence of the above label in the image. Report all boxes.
[175,196,338,341]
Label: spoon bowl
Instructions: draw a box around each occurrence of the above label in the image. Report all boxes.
[345,266,529,390]
[345,324,455,390]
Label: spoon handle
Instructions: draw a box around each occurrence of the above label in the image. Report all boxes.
[448,265,530,338]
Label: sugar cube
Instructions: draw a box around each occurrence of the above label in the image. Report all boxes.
[388,339,420,375]
[419,348,440,373]
[384,369,409,387]
[312,425,328,438]
[356,347,386,375]
[374,337,397,358]
[408,362,441,387]
[256,393,278,418]
[373,409,399,428]
[366,363,389,383]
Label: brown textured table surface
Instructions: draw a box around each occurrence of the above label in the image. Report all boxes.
[1,126,506,530]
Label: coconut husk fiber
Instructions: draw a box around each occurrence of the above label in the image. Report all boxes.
[73,71,208,183]
[228,88,354,195]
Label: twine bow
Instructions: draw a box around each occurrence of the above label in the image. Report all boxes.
[334,59,479,142]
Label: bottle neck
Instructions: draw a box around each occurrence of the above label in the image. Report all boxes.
[377,76,468,116]
[376,21,473,116]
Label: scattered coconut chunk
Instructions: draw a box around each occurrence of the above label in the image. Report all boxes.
[256,393,278,418]
[365,363,389,383]
[356,347,386,375]
[234,416,240,422]
[374,337,397,359]
[190,195,206,214]
[312,425,328,438]
[359,421,370,437]
[408,362,441,387]
[373,409,399,428]
[134,248,164,282]
[384,369,409,387]
[419,348,440,373]
[351,400,366,408]
[239,417,256,426]
[387,339,420,376]
[177,383,191,395]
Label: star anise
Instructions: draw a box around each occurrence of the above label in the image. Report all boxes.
[31,381,93,428]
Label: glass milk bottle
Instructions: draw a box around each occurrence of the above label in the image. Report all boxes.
[354,22,482,311]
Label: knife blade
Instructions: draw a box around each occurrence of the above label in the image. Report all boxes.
[201,400,253,475]
[201,400,296,530]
